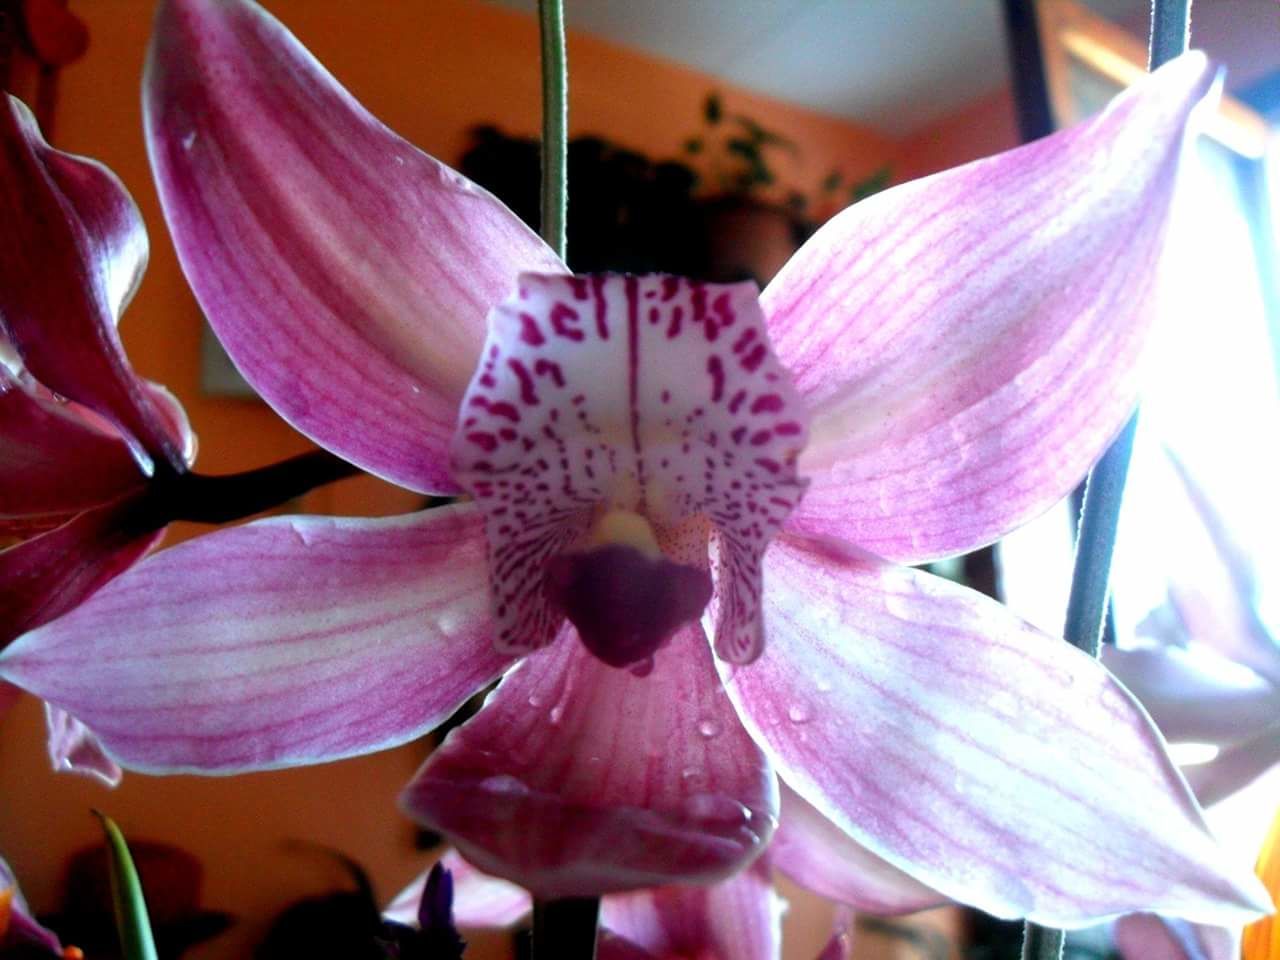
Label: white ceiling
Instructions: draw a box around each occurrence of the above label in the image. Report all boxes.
[489,0,1278,137]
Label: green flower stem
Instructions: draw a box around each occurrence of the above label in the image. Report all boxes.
[1022,3,1189,958]
[538,0,568,260]
[532,896,600,960]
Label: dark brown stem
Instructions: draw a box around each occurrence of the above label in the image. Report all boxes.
[150,449,363,525]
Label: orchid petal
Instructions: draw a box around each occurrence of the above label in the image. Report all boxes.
[1159,448,1280,687]
[0,95,183,470]
[0,495,164,647]
[386,851,532,930]
[1101,644,1280,746]
[1183,723,1280,808]
[402,623,777,896]
[0,368,147,522]
[1114,914,1237,960]
[599,859,783,960]
[772,781,944,915]
[45,704,122,786]
[453,273,807,662]
[145,0,563,494]
[0,504,510,772]
[763,54,1215,563]
[0,855,62,953]
[721,534,1270,927]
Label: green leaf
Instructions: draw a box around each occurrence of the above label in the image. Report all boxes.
[733,115,797,152]
[94,812,160,960]
[850,165,892,203]
[704,93,722,125]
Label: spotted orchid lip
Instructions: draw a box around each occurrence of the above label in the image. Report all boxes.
[451,273,809,666]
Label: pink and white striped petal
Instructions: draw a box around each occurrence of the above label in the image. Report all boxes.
[1114,914,1236,960]
[401,622,777,896]
[145,0,564,494]
[0,495,165,647]
[772,781,944,915]
[386,850,531,930]
[453,273,807,662]
[45,705,122,786]
[600,859,783,960]
[1,96,184,470]
[722,534,1270,927]
[0,504,509,772]
[763,53,1215,564]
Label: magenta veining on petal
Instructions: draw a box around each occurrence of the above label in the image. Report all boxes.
[450,271,811,668]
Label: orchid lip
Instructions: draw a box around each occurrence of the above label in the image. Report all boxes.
[452,272,810,664]
[545,541,713,669]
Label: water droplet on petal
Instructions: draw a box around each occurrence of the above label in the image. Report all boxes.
[548,704,565,725]
[629,656,655,678]
[682,792,751,823]
[697,719,721,739]
[479,774,530,797]
[815,678,833,694]
[787,703,811,724]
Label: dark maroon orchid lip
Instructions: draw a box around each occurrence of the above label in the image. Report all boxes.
[545,543,712,670]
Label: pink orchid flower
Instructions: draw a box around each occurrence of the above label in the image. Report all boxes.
[1,854,68,957]
[0,94,198,784]
[0,0,1268,928]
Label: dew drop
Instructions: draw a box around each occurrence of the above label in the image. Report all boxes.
[528,692,545,708]
[683,793,751,823]
[815,678,833,694]
[479,774,530,796]
[548,704,565,725]
[787,703,811,724]
[696,719,722,739]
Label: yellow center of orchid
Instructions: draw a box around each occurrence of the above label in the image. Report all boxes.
[583,509,661,558]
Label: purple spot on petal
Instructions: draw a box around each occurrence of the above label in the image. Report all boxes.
[519,313,546,345]
[750,393,785,414]
[707,355,725,403]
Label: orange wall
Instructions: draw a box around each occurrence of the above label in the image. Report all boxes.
[0,1,914,958]
[898,87,1019,183]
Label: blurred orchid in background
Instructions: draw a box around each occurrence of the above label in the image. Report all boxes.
[0,855,76,958]
[0,93,197,785]
[0,95,196,643]
[0,0,1267,934]
[385,849,786,960]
